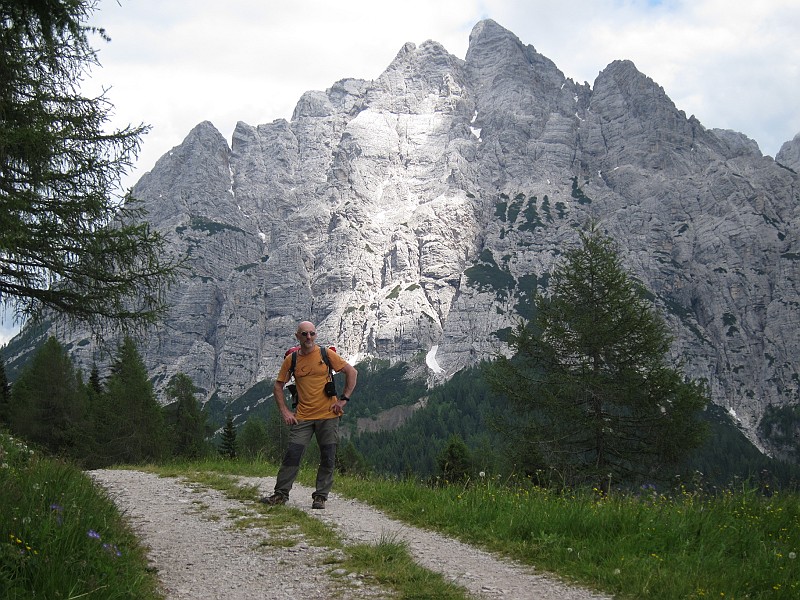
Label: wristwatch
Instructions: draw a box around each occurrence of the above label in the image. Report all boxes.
[340,396,350,402]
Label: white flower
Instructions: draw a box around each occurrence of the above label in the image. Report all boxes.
[789,552,797,560]
[479,471,486,478]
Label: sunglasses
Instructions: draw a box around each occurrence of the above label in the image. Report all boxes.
[299,331,316,337]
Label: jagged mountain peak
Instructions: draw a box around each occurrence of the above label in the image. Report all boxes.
[711,129,763,159]
[593,58,679,117]
[776,132,800,170]
[468,18,521,47]
[467,18,567,91]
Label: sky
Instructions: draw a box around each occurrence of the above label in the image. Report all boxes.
[2,0,799,346]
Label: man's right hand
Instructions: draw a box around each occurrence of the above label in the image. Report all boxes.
[281,410,298,425]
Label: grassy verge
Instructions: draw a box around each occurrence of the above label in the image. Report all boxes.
[332,473,800,599]
[0,432,162,600]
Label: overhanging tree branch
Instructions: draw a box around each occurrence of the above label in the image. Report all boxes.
[1,0,183,332]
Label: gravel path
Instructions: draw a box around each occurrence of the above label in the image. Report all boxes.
[89,469,612,599]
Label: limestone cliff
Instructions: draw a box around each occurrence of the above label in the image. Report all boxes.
[18,20,799,454]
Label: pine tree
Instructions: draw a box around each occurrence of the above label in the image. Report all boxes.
[238,416,269,459]
[0,0,180,330]
[0,354,10,426]
[165,372,207,459]
[437,434,474,483]
[97,336,166,464]
[486,225,709,489]
[6,336,88,458]
[80,363,105,467]
[336,440,369,477]
[219,412,237,459]
[88,364,103,394]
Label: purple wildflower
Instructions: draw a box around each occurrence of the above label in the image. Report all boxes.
[50,503,64,525]
[87,529,101,540]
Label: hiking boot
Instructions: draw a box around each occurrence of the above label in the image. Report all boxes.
[311,495,326,510]
[259,493,287,506]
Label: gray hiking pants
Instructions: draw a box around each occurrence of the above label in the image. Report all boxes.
[274,417,340,500]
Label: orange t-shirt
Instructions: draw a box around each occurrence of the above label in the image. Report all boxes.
[276,346,349,421]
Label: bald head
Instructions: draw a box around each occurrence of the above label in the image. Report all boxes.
[297,321,315,334]
[295,321,317,347]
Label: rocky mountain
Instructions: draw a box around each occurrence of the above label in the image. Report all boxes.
[9,19,799,455]
[776,133,800,171]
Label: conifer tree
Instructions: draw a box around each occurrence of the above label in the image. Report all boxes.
[80,363,105,467]
[0,354,10,426]
[6,336,88,458]
[437,434,474,483]
[88,364,103,394]
[97,336,166,464]
[487,225,708,489]
[238,415,268,459]
[219,412,237,459]
[336,440,369,477]
[0,0,180,330]
[165,372,207,459]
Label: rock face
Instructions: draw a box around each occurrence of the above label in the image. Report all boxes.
[776,133,800,171]
[33,20,800,453]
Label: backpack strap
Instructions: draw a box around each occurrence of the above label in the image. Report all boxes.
[319,346,334,380]
[287,351,299,408]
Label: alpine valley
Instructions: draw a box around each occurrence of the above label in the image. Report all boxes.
[6,20,800,459]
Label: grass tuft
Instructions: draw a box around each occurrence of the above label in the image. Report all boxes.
[342,534,468,599]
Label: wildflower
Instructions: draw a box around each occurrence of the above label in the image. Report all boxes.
[87,529,101,540]
[50,503,64,525]
[613,568,621,575]
[10,533,37,555]
[103,543,122,558]
[789,552,797,560]
[479,471,486,478]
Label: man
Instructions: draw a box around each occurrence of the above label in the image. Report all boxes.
[261,321,357,509]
